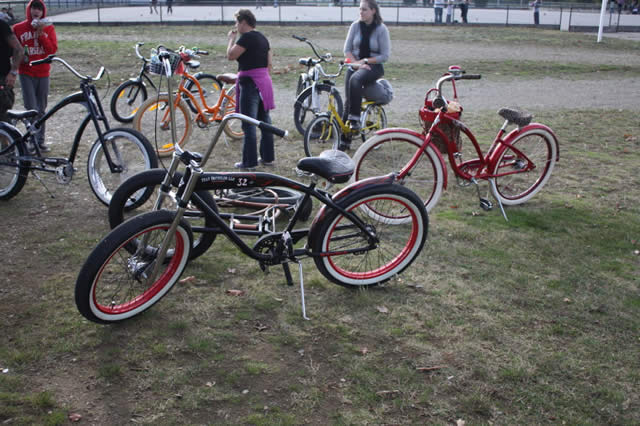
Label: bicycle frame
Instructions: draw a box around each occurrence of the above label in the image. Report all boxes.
[1,65,124,174]
[177,72,235,123]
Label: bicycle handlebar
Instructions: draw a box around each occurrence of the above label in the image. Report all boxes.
[293,34,332,62]
[30,54,104,81]
[135,42,146,61]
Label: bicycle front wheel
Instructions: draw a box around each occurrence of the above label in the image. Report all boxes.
[0,126,29,200]
[110,80,148,123]
[108,168,219,260]
[87,128,158,206]
[75,210,192,324]
[134,94,193,157]
[221,84,244,140]
[183,73,223,114]
[311,183,428,288]
[303,114,340,158]
[293,84,343,136]
[360,104,387,139]
[491,127,557,205]
[352,131,445,219]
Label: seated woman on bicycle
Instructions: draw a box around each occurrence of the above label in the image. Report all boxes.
[343,0,390,134]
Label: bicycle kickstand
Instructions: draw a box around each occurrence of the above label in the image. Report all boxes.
[489,178,509,222]
[471,178,508,221]
[31,170,56,199]
[281,261,310,321]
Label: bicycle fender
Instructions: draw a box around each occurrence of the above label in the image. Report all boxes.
[353,127,448,190]
[309,173,396,236]
[0,121,23,140]
[490,123,560,165]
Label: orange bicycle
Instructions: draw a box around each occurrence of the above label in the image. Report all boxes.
[133,46,243,157]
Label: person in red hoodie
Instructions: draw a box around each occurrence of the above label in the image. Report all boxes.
[13,0,57,152]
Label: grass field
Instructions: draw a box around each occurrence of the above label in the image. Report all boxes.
[0,24,639,424]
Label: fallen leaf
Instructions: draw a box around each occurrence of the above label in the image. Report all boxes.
[226,289,245,296]
[564,298,572,303]
[456,419,466,426]
[376,389,400,399]
[360,347,368,355]
[205,381,215,387]
[255,322,269,331]
[227,268,237,274]
[634,250,640,256]
[376,306,389,314]
[68,413,82,422]
[179,276,196,284]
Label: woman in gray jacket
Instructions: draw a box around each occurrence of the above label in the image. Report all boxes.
[343,0,390,144]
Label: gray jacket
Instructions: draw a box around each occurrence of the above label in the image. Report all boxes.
[343,21,391,64]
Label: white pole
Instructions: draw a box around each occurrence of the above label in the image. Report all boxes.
[597,0,608,42]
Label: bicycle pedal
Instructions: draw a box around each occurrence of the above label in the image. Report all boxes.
[479,198,493,211]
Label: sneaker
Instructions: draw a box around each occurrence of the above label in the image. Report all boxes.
[338,140,351,151]
[38,143,51,153]
[259,158,275,167]
[348,119,361,132]
[234,161,256,171]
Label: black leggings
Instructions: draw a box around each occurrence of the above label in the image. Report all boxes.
[344,64,384,120]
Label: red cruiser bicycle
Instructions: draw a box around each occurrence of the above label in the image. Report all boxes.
[351,66,559,222]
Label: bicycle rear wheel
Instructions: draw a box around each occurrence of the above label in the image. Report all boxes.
[311,183,428,288]
[87,128,158,206]
[75,210,192,324]
[221,85,244,140]
[491,127,557,205]
[0,126,29,201]
[303,114,340,158]
[110,80,148,123]
[351,131,444,220]
[134,94,193,157]
[361,104,387,139]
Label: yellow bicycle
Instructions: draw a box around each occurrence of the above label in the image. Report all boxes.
[302,62,389,158]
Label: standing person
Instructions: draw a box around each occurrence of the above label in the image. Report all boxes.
[166,0,173,14]
[459,0,469,23]
[434,0,444,23]
[226,9,275,170]
[445,0,454,23]
[13,0,57,152]
[1,17,24,123]
[531,0,540,25]
[150,0,158,14]
[342,0,390,149]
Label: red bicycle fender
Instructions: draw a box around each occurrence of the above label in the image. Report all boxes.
[490,123,560,165]
[309,173,397,234]
[373,127,448,190]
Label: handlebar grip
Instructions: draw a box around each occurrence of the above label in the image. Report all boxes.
[292,35,306,41]
[30,54,55,66]
[460,74,482,80]
[197,50,209,55]
[258,122,287,138]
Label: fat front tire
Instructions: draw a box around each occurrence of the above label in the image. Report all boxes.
[110,80,148,123]
[293,84,343,136]
[311,184,428,288]
[303,115,340,158]
[351,131,445,220]
[75,210,193,324]
[134,94,193,157]
[108,168,219,260]
[0,126,29,200]
[87,128,158,206]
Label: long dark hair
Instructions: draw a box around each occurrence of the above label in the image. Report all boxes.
[364,0,383,26]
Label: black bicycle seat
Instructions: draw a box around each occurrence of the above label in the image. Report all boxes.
[297,149,354,184]
[7,109,39,120]
[498,108,532,127]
